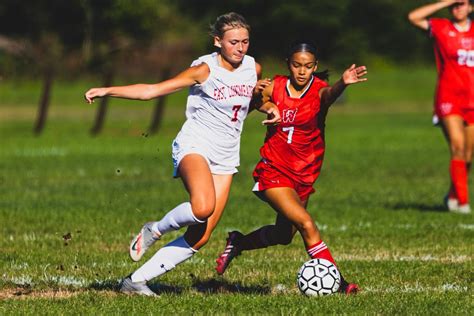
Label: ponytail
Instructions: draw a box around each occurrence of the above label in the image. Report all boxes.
[313,69,329,81]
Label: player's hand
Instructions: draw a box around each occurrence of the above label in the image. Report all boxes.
[342,64,368,85]
[253,78,272,97]
[261,103,281,126]
[84,88,108,104]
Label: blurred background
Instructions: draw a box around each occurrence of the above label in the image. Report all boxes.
[1,2,473,310]
[0,0,460,136]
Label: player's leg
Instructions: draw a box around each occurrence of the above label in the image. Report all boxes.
[183,173,233,249]
[262,187,336,261]
[236,194,310,252]
[464,124,474,171]
[129,154,214,261]
[458,123,474,214]
[441,122,459,209]
[240,213,297,250]
[216,187,330,275]
[265,187,358,294]
[215,181,306,275]
[441,116,469,210]
[215,213,297,275]
[126,173,232,287]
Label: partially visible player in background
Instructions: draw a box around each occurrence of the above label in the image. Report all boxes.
[85,12,279,296]
[409,0,474,214]
[215,42,367,294]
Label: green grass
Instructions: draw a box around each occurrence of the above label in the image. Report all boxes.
[0,67,473,314]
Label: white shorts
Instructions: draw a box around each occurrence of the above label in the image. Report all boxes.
[171,135,238,178]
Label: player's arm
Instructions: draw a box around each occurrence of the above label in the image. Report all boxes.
[252,81,281,125]
[408,0,461,30]
[84,63,210,103]
[320,64,367,108]
[249,61,272,110]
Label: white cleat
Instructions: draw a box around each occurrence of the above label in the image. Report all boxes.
[451,204,471,214]
[443,195,458,212]
[129,222,160,262]
[119,275,158,297]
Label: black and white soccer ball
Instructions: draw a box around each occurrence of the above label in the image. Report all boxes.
[297,258,341,296]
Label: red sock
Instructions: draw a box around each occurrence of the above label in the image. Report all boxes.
[450,159,469,205]
[306,240,336,266]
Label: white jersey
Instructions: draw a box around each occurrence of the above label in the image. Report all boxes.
[173,52,257,172]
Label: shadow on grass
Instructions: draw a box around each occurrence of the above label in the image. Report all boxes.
[387,202,447,213]
[88,279,183,295]
[88,275,270,296]
[190,275,271,294]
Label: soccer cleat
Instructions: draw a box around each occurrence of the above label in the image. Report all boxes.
[443,195,459,212]
[119,275,158,297]
[451,204,471,214]
[215,231,243,275]
[338,278,359,295]
[129,222,160,262]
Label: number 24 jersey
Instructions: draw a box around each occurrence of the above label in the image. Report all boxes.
[430,18,474,108]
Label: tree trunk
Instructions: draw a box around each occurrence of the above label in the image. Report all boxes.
[90,69,114,136]
[148,68,171,135]
[33,67,54,135]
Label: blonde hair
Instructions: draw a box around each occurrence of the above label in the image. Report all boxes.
[209,12,250,38]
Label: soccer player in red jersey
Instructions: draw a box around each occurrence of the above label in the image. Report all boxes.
[409,0,474,214]
[215,42,367,294]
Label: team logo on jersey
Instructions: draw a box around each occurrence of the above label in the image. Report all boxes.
[440,102,453,115]
[448,31,456,37]
[282,109,298,123]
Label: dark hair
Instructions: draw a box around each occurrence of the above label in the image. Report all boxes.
[210,12,251,38]
[450,0,473,9]
[286,42,329,81]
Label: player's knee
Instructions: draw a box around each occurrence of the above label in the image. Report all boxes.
[190,199,215,221]
[450,141,466,158]
[297,219,317,236]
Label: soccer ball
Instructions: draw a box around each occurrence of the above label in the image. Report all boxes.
[297,258,341,296]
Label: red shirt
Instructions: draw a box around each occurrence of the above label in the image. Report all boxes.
[258,75,329,185]
[429,18,474,108]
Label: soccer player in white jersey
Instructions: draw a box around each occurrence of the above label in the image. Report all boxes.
[84,12,280,296]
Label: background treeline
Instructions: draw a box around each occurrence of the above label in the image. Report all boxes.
[0,0,463,79]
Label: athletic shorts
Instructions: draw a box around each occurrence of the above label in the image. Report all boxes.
[252,160,315,201]
[172,138,238,178]
[434,98,474,125]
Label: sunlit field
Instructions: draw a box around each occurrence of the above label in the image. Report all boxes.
[1,67,472,314]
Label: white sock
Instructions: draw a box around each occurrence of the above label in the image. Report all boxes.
[131,235,197,282]
[152,202,204,236]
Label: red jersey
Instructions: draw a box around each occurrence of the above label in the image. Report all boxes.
[429,18,474,109]
[258,75,329,185]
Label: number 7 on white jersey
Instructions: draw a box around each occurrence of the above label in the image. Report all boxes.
[282,126,294,144]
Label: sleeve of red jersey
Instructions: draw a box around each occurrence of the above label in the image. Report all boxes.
[428,18,447,38]
[314,77,329,92]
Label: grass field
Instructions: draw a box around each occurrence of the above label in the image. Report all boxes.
[0,66,473,314]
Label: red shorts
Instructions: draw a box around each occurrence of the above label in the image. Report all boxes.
[252,160,315,201]
[434,103,474,125]
[435,97,474,125]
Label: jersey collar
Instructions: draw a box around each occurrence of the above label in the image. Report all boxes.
[453,18,471,33]
[286,75,314,99]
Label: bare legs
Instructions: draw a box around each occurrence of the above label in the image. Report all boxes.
[130,154,233,282]
[441,116,473,208]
